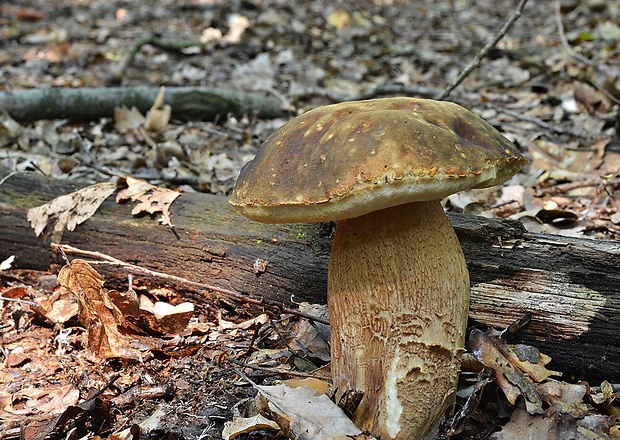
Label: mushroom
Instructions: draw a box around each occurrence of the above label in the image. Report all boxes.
[229,97,527,439]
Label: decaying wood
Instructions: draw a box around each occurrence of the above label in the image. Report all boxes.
[0,87,287,122]
[1,170,620,383]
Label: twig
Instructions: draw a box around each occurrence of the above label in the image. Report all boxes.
[501,311,532,339]
[554,0,597,67]
[295,83,442,103]
[0,296,41,308]
[0,170,20,186]
[230,359,331,381]
[445,369,493,437]
[114,35,202,80]
[51,243,330,326]
[535,179,600,197]
[434,0,530,100]
[496,106,589,138]
[82,373,121,404]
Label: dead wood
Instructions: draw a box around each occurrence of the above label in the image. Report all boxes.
[1,170,620,383]
[0,87,287,122]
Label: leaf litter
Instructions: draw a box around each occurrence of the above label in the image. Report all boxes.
[1,0,620,438]
[27,181,117,242]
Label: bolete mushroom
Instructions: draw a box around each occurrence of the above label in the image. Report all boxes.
[229,97,527,439]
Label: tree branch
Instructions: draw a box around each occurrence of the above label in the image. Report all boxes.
[434,0,530,100]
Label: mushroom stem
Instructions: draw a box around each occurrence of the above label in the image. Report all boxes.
[328,200,469,439]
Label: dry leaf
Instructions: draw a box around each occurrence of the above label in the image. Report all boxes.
[37,291,79,324]
[117,176,181,227]
[114,106,146,134]
[2,384,79,418]
[289,303,331,363]
[0,255,15,271]
[492,407,617,440]
[255,379,376,440]
[218,313,269,331]
[57,259,158,359]
[137,294,194,334]
[222,414,281,440]
[536,379,588,418]
[110,405,168,440]
[283,377,330,395]
[27,181,117,242]
[490,408,561,440]
[501,344,561,383]
[469,329,550,414]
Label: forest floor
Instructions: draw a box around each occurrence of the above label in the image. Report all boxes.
[1,0,620,439]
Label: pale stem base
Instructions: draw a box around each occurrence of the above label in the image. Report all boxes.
[328,200,470,439]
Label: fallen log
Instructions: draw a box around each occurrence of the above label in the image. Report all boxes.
[0,87,287,122]
[1,170,619,383]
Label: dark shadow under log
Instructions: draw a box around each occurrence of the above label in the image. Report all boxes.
[1,170,619,382]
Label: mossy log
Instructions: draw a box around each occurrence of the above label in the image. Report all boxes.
[1,170,620,383]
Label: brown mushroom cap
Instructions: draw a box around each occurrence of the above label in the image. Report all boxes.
[230,97,527,223]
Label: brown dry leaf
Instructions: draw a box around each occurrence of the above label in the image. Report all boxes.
[0,285,28,301]
[145,86,171,132]
[218,313,269,331]
[106,288,141,321]
[255,378,376,440]
[101,288,146,335]
[20,395,111,440]
[590,380,620,408]
[27,181,117,242]
[36,290,79,324]
[110,405,168,440]
[222,414,281,440]
[57,259,158,360]
[283,377,330,395]
[501,344,561,383]
[536,379,588,418]
[116,176,181,227]
[136,294,194,334]
[2,384,79,418]
[529,139,605,182]
[468,329,550,414]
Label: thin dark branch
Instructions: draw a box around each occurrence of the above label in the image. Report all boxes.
[114,35,202,80]
[434,0,530,100]
[295,83,441,103]
[495,106,590,138]
[554,0,597,67]
[230,359,330,380]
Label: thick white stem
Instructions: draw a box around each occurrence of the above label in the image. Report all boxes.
[328,200,470,439]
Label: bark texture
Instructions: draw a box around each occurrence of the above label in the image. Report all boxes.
[0,87,287,122]
[329,201,469,439]
[1,170,620,383]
